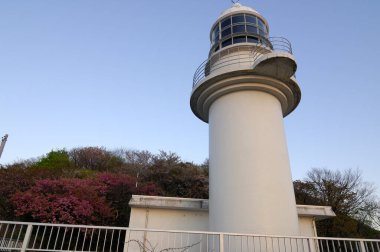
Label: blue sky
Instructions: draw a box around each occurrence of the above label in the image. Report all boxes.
[1,1,380,194]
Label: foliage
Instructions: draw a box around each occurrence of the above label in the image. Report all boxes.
[34,149,71,170]
[0,167,34,219]
[30,149,73,178]
[294,168,380,238]
[70,147,123,171]
[2,146,378,239]
[140,151,208,198]
[12,178,113,225]
[94,172,161,226]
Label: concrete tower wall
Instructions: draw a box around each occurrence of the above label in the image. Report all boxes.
[208,90,299,235]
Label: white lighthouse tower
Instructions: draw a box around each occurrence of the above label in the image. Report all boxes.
[191,3,301,236]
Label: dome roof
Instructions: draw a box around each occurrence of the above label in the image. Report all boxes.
[219,3,261,18]
[210,3,269,34]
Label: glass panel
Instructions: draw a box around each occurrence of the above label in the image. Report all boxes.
[233,36,246,44]
[232,15,244,24]
[213,33,219,44]
[245,15,257,24]
[247,36,259,43]
[258,19,265,29]
[221,28,231,38]
[212,26,220,43]
[212,26,219,40]
[222,38,232,48]
[259,28,266,37]
[214,45,220,52]
[232,25,245,33]
[221,17,231,29]
[213,32,219,43]
[246,25,258,34]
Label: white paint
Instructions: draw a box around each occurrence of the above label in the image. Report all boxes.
[129,208,209,231]
[128,196,335,237]
[208,90,299,235]
[129,195,208,231]
[298,217,317,237]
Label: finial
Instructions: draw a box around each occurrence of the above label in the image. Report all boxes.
[231,0,240,4]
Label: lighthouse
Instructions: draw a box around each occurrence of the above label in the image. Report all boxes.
[190,3,301,236]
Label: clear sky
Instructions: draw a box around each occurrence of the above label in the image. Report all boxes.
[1,1,380,194]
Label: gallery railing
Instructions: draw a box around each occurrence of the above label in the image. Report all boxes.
[193,37,293,88]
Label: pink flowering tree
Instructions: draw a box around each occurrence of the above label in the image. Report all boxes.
[12,178,113,225]
[11,173,160,226]
[94,172,161,226]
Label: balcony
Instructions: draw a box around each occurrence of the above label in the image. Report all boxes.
[0,221,379,252]
[193,37,294,88]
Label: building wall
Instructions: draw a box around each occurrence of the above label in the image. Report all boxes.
[130,206,317,236]
[129,207,209,231]
[298,216,317,237]
[128,196,335,237]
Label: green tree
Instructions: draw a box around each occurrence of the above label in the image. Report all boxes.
[32,149,72,177]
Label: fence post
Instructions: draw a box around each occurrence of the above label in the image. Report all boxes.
[359,240,366,252]
[219,234,224,252]
[307,238,316,252]
[21,224,33,252]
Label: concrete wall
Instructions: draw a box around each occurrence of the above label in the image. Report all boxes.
[130,206,315,236]
[129,208,208,231]
[209,90,299,235]
[128,196,335,237]
[298,217,317,237]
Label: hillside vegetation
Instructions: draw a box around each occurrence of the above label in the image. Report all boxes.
[0,147,378,238]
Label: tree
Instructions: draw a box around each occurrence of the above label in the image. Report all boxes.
[34,149,71,169]
[0,167,33,220]
[69,147,123,171]
[32,149,72,178]
[118,149,154,187]
[95,172,160,226]
[12,178,114,225]
[294,168,380,238]
[141,154,209,199]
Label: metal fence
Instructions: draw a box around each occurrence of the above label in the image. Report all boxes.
[192,37,293,88]
[0,221,379,252]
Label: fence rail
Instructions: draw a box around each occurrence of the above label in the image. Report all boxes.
[193,37,293,88]
[0,221,379,252]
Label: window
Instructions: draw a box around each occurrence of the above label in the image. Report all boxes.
[210,13,270,51]
[212,26,220,43]
[246,25,258,34]
[221,17,231,29]
[232,25,245,33]
[221,28,231,38]
[233,36,246,44]
[213,33,219,44]
[222,38,232,47]
[258,19,265,30]
[245,15,256,24]
[232,15,244,24]
[247,36,259,43]
[259,29,266,37]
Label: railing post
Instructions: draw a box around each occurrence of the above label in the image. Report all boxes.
[219,234,224,252]
[359,240,366,252]
[307,238,316,252]
[21,224,33,252]
[123,229,131,252]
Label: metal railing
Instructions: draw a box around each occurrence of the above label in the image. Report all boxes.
[0,220,379,252]
[193,37,293,88]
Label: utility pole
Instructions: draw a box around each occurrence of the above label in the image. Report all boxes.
[0,134,8,159]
